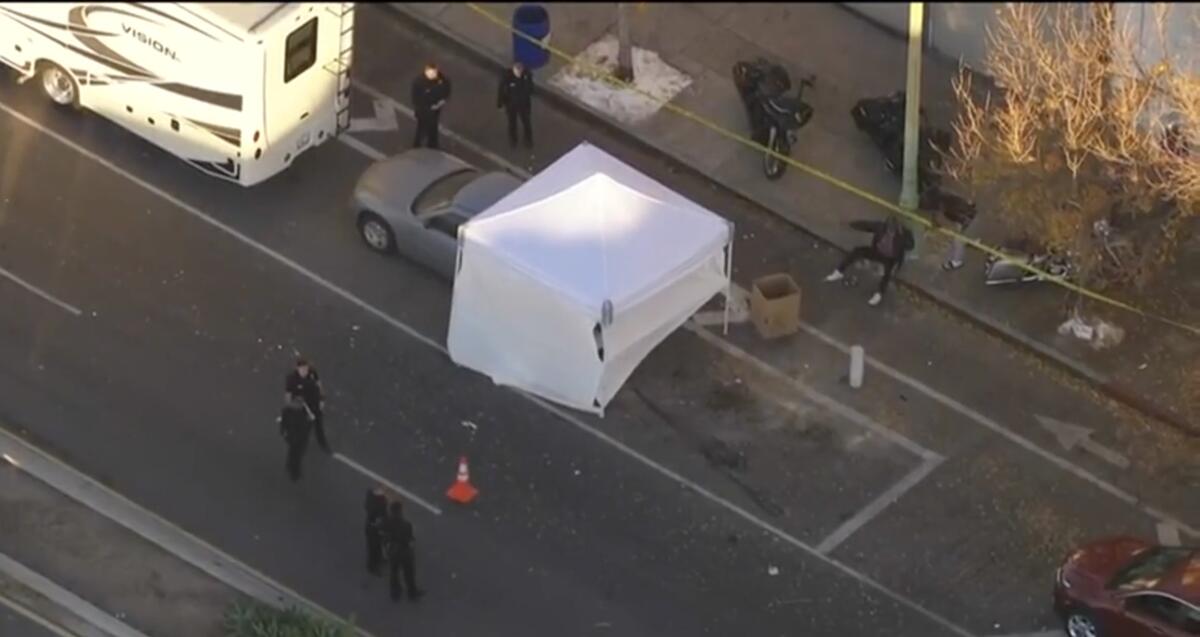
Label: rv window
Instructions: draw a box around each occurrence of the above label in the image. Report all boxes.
[284,18,318,83]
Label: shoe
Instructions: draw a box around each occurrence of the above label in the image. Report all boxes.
[868,292,883,306]
[408,589,426,601]
[824,270,845,283]
[942,259,964,271]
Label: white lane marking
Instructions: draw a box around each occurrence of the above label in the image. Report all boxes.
[0,428,374,637]
[816,456,945,555]
[354,82,535,179]
[0,96,977,637]
[792,312,1200,540]
[0,552,152,637]
[686,321,940,461]
[986,631,1064,637]
[337,134,388,161]
[333,453,443,516]
[0,594,75,637]
[0,266,83,316]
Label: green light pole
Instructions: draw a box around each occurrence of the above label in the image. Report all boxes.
[900,2,925,255]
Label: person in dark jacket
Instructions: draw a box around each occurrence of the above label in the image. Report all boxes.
[364,486,389,576]
[411,63,451,149]
[284,358,329,453]
[383,501,424,602]
[823,214,914,306]
[923,187,977,272]
[279,397,312,482]
[497,61,534,148]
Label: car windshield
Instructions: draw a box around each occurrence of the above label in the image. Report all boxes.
[1110,547,1194,591]
[413,169,479,218]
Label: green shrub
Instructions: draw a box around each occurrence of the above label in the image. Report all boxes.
[223,601,355,637]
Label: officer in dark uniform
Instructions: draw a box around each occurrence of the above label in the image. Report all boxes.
[497,61,534,148]
[411,63,451,149]
[284,358,329,453]
[383,501,424,602]
[279,396,312,482]
[364,486,389,576]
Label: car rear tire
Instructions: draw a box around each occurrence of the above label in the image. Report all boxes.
[39,62,78,107]
[357,212,395,254]
[1065,610,1101,637]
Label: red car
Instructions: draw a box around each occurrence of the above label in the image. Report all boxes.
[1054,537,1200,637]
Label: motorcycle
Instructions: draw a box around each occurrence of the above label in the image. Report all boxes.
[983,241,1075,286]
[850,91,951,192]
[733,58,815,180]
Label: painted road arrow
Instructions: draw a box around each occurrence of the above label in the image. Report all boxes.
[1035,415,1130,469]
[348,99,398,133]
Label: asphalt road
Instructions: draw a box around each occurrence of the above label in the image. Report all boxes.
[0,77,964,637]
[0,6,1197,637]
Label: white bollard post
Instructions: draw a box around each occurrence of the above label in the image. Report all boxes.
[849,345,865,389]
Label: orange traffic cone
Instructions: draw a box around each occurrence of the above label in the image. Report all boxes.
[446,456,478,504]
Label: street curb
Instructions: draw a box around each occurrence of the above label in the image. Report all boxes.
[0,425,376,637]
[0,552,148,637]
[383,4,1198,438]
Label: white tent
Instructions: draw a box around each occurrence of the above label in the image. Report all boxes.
[447,142,734,415]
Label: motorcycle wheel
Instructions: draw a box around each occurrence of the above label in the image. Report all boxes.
[764,127,787,180]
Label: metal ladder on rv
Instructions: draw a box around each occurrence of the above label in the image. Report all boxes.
[324,3,355,135]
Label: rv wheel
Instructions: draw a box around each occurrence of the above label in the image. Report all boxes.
[39,62,78,107]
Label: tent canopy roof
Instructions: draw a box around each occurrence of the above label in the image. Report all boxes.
[464,143,731,313]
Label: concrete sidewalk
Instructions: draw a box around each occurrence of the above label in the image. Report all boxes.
[0,427,360,637]
[388,2,1199,435]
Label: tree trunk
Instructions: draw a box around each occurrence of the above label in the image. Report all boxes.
[616,3,634,82]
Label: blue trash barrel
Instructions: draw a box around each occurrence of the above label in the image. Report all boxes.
[512,4,550,70]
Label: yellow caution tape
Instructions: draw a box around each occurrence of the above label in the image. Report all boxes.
[465,2,1200,337]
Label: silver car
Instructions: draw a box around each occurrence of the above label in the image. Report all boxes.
[351,149,523,280]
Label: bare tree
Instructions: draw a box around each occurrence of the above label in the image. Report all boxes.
[941,3,1200,293]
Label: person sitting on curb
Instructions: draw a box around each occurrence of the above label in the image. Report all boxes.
[923,186,978,272]
[823,214,915,306]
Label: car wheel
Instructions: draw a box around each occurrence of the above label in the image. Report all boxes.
[357,212,395,254]
[1065,610,1101,637]
[39,62,78,107]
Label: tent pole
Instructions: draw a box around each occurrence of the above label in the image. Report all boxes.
[723,236,733,335]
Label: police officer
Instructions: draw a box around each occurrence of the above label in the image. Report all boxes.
[497,61,534,148]
[279,396,312,482]
[383,501,424,602]
[284,358,329,453]
[364,486,389,576]
[411,63,451,149]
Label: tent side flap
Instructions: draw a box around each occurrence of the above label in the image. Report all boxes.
[447,238,603,411]
[595,252,729,406]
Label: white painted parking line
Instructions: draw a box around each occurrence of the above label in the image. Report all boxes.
[0,266,82,316]
[0,552,151,637]
[0,94,977,637]
[337,134,388,161]
[816,455,945,555]
[0,427,375,637]
[0,594,74,637]
[333,453,443,516]
[987,630,1064,637]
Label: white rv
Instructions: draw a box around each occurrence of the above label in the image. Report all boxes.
[0,2,354,186]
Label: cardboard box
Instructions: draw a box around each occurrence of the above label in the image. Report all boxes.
[750,273,801,338]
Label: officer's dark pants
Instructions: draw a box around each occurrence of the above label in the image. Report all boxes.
[505,105,532,147]
[413,110,441,149]
[285,434,308,481]
[366,528,383,575]
[388,549,419,600]
[307,407,329,452]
